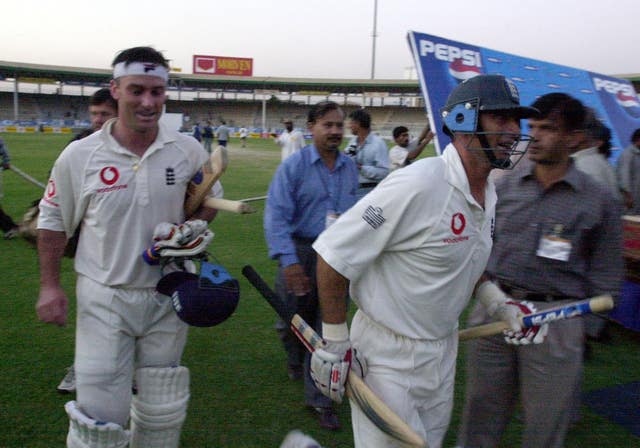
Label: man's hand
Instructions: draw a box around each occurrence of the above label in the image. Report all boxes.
[36,285,68,326]
[283,263,311,297]
[310,341,352,403]
[476,280,548,344]
[497,300,548,345]
[310,322,354,403]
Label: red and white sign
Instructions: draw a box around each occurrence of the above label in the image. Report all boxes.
[192,55,253,77]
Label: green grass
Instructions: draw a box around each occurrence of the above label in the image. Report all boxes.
[0,133,638,447]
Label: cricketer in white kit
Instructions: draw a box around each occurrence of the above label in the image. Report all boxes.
[36,46,221,448]
[314,144,495,447]
[309,75,541,448]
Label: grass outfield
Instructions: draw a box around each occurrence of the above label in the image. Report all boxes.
[0,132,638,447]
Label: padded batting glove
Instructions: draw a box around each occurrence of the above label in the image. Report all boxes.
[143,220,214,264]
[476,281,547,344]
[500,300,549,345]
[310,322,352,403]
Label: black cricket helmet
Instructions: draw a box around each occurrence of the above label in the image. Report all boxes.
[441,74,539,169]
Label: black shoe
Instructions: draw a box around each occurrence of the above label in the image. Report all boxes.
[310,407,340,430]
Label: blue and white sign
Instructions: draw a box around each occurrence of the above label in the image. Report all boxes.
[408,31,640,162]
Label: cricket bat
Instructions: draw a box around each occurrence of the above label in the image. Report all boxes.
[459,295,614,341]
[184,146,228,218]
[202,197,256,214]
[242,265,428,448]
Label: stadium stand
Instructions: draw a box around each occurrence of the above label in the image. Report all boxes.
[0,91,430,137]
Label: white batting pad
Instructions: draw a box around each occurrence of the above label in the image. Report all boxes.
[129,366,190,448]
[65,401,129,448]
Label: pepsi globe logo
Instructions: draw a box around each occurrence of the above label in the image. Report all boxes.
[593,77,640,119]
[616,91,640,119]
[99,166,120,185]
[449,59,481,83]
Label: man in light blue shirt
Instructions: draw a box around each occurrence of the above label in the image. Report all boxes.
[344,108,390,198]
[216,120,231,147]
[264,100,358,431]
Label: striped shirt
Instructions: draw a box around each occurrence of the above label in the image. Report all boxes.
[487,158,624,299]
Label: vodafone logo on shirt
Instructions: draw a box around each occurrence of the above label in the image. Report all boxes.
[97,166,128,193]
[100,166,119,185]
[443,212,469,244]
[41,179,59,207]
[451,213,466,235]
[46,179,56,198]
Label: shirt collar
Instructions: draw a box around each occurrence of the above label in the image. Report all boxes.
[442,143,496,209]
[310,145,348,169]
[102,118,176,159]
[517,157,583,191]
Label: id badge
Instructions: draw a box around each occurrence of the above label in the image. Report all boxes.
[325,211,340,229]
[536,235,571,261]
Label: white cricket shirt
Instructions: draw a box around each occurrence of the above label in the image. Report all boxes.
[276,130,305,161]
[313,144,496,340]
[389,138,419,171]
[38,119,222,287]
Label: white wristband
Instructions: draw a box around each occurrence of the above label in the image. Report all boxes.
[322,322,349,342]
[476,281,508,316]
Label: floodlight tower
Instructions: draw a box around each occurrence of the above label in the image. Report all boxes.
[370,0,378,80]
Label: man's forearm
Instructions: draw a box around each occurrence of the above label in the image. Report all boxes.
[190,206,218,222]
[37,229,68,287]
[361,164,389,181]
[317,255,349,324]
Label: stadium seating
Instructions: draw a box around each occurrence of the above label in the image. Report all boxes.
[0,91,430,138]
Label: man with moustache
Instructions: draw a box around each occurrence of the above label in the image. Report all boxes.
[264,101,358,430]
[457,93,623,448]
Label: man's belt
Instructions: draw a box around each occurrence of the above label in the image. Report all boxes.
[500,282,577,303]
[359,182,378,188]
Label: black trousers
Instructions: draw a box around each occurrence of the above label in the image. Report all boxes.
[274,237,332,408]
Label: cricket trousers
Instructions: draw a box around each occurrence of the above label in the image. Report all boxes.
[350,310,457,448]
[74,275,188,426]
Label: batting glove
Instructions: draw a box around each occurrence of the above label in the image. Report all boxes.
[143,220,214,264]
[476,281,547,344]
[310,322,352,403]
[500,300,549,345]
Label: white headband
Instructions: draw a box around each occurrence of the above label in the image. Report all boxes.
[113,62,169,81]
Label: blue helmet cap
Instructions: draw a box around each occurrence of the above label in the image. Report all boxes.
[157,267,240,327]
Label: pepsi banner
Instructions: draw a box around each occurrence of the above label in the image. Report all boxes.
[408,31,640,161]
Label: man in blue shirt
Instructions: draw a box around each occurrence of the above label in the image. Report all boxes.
[264,101,358,431]
[344,109,390,198]
[216,120,231,147]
